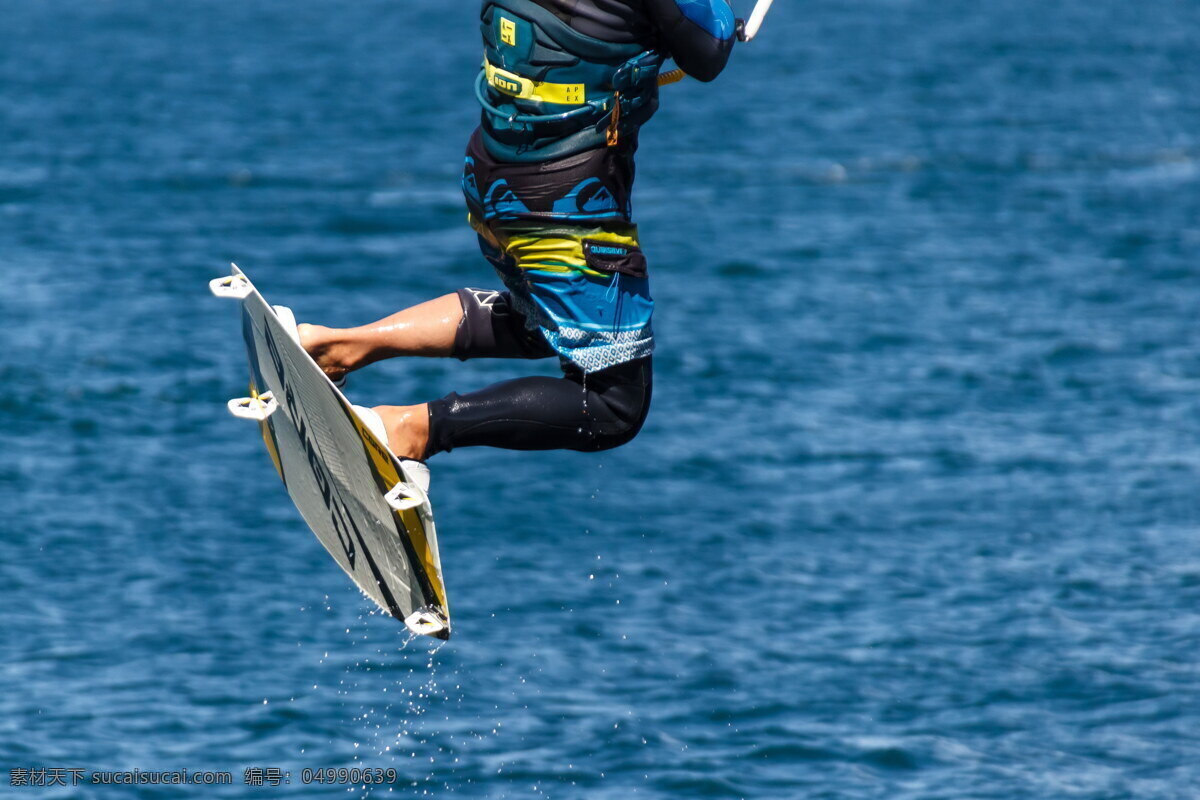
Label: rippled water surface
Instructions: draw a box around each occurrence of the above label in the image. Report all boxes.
[3,0,1200,797]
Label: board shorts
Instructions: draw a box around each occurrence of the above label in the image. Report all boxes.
[462,127,654,374]
[469,216,655,373]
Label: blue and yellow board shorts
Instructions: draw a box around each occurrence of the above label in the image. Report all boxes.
[469,215,654,374]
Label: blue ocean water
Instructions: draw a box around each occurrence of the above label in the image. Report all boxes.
[3,0,1200,796]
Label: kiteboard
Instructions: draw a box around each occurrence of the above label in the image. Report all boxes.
[210,265,450,639]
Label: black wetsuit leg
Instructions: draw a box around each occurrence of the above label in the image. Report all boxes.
[426,357,652,457]
[424,287,652,456]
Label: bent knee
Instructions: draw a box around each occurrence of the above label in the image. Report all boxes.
[590,407,649,451]
[584,359,653,452]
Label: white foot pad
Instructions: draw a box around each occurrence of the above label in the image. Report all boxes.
[228,392,278,421]
[384,483,423,512]
[404,606,449,639]
[210,274,252,300]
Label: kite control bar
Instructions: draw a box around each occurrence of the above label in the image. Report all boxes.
[737,0,774,43]
[658,0,776,86]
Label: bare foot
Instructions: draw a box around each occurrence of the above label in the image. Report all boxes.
[297,323,362,383]
[373,404,430,461]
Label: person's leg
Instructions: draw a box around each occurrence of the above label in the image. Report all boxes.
[297,293,465,383]
[299,287,556,382]
[364,359,653,463]
[369,357,653,462]
[370,402,432,461]
[423,357,652,457]
[302,288,562,460]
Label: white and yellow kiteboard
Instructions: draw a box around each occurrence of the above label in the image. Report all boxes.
[210,265,450,639]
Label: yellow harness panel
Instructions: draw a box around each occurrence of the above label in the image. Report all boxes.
[485,61,586,107]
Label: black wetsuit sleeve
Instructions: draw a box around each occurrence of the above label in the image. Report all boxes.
[644,0,736,82]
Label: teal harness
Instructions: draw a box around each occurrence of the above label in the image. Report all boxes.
[477,0,664,161]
